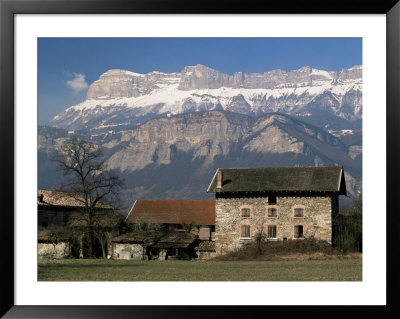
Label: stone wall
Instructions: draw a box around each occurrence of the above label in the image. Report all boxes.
[112,243,144,260]
[38,242,70,259]
[197,251,217,260]
[215,193,337,255]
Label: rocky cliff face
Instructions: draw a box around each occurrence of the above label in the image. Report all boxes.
[49,64,362,133]
[86,64,362,95]
[39,111,362,206]
[86,69,181,99]
[102,111,354,173]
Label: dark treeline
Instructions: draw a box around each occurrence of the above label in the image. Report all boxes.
[334,193,362,252]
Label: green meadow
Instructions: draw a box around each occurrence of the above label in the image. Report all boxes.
[38,258,361,281]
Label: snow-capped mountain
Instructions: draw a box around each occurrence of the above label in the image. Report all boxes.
[49,64,362,133]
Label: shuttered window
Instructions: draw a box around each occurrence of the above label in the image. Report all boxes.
[241,208,251,218]
[294,208,304,217]
[267,225,277,238]
[241,225,251,238]
[268,208,278,217]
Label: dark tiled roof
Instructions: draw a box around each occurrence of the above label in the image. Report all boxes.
[112,231,196,249]
[207,166,346,195]
[112,232,149,244]
[37,189,85,208]
[126,200,215,226]
[152,232,196,249]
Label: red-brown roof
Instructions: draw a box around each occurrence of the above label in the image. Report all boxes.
[126,200,215,226]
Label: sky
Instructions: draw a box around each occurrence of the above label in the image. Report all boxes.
[38,38,362,125]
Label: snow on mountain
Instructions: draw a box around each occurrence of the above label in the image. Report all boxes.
[62,81,360,114]
[49,64,362,132]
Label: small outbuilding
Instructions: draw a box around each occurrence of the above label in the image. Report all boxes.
[111,231,197,260]
[38,227,71,259]
[111,233,146,260]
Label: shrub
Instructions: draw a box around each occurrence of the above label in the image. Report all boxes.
[214,237,341,261]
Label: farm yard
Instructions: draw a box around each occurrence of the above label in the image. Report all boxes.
[35,39,366,291]
[38,257,362,281]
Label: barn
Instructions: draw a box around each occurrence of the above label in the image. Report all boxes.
[112,199,215,260]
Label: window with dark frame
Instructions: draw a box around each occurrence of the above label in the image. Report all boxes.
[294,207,304,217]
[267,207,278,217]
[267,225,277,238]
[294,225,304,238]
[268,194,277,205]
[241,208,251,218]
[241,225,251,238]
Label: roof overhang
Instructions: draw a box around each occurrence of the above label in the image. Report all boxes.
[338,168,347,196]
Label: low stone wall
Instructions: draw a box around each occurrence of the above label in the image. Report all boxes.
[112,243,144,260]
[197,251,216,260]
[38,242,70,259]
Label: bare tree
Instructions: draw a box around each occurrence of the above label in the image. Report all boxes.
[92,210,124,259]
[53,137,123,257]
[254,218,266,254]
[181,221,197,234]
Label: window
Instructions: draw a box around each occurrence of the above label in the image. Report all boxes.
[240,225,251,238]
[294,208,304,217]
[267,207,278,218]
[267,225,277,238]
[294,225,304,238]
[241,208,251,218]
[267,194,277,205]
[170,224,184,231]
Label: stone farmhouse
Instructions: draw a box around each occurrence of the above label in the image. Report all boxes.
[112,199,215,260]
[37,189,116,258]
[37,189,113,227]
[207,166,346,255]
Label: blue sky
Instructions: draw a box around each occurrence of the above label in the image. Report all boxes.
[38,38,362,125]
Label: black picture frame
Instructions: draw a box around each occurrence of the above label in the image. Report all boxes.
[1,0,399,318]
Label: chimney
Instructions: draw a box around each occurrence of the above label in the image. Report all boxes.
[216,170,223,189]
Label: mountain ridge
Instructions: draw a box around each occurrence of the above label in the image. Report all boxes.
[39,110,362,207]
[49,64,362,133]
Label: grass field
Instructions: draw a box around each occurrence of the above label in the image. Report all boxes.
[38,258,362,281]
